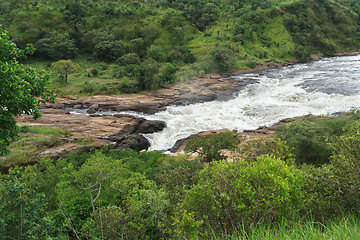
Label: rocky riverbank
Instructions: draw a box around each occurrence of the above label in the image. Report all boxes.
[15,53,358,159]
[15,73,256,158]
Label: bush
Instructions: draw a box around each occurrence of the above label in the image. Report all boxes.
[246,60,257,69]
[301,163,343,220]
[330,120,360,212]
[116,53,140,66]
[146,45,165,62]
[239,138,295,165]
[294,45,311,63]
[93,40,125,61]
[134,58,159,90]
[159,63,177,86]
[210,46,236,73]
[90,68,98,76]
[276,119,347,165]
[184,131,239,163]
[179,156,305,233]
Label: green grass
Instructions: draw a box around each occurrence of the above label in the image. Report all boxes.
[21,126,71,137]
[210,215,360,240]
[0,126,71,173]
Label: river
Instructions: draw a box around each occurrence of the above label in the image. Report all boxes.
[140,55,360,151]
[71,55,360,151]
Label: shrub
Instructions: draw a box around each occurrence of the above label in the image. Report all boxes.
[330,120,360,212]
[134,58,159,90]
[301,164,342,220]
[276,119,337,165]
[184,131,239,163]
[246,60,257,69]
[146,45,165,62]
[159,63,177,86]
[239,137,295,165]
[93,40,125,61]
[80,81,96,94]
[179,156,305,233]
[210,46,236,73]
[90,68,98,76]
[294,45,311,63]
[116,53,140,66]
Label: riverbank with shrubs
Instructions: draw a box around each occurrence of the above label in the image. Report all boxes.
[2,110,360,239]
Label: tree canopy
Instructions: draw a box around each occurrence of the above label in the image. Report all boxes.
[0,26,53,155]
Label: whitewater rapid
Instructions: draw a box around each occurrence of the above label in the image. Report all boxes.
[70,55,360,151]
[132,55,360,151]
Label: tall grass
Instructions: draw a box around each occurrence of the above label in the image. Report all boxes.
[209,215,360,240]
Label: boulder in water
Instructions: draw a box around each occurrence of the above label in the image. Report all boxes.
[115,134,150,152]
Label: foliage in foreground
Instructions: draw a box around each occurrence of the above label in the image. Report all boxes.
[178,156,304,237]
[1,115,360,239]
[0,26,53,155]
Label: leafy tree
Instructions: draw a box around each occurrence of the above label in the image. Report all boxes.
[52,59,80,84]
[0,168,56,239]
[134,58,160,90]
[184,131,239,162]
[0,27,53,155]
[35,31,78,60]
[93,40,125,61]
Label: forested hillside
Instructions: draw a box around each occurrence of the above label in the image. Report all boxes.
[1,0,360,93]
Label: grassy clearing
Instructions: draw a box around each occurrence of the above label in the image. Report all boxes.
[0,126,71,172]
[24,57,129,97]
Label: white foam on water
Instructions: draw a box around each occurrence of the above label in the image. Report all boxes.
[71,55,360,151]
[140,55,360,151]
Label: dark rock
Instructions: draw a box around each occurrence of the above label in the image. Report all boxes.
[87,103,99,114]
[169,133,198,153]
[136,119,166,133]
[113,114,137,120]
[115,134,150,152]
[73,104,82,109]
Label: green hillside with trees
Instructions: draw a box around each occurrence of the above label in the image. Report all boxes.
[1,0,360,94]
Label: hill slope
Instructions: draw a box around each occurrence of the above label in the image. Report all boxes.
[1,0,359,94]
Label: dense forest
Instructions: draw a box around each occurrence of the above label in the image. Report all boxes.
[1,0,360,94]
[2,0,360,239]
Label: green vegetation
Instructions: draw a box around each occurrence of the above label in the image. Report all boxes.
[0,26,53,155]
[52,59,81,84]
[1,113,360,239]
[2,0,360,238]
[0,0,359,95]
[0,126,70,173]
[184,130,239,162]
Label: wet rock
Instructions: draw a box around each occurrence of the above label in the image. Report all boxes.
[136,119,166,133]
[73,104,82,109]
[87,103,99,114]
[114,114,137,120]
[115,134,150,152]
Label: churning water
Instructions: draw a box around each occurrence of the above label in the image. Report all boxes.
[70,55,360,151]
[137,55,360,151]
